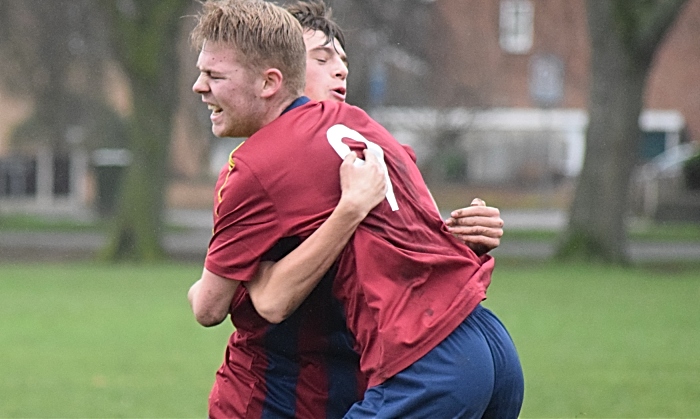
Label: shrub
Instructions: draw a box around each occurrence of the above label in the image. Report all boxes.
[682,152,700,190]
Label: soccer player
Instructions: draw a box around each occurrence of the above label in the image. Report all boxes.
[288,0,505,253]
[190,3,504,417]
[188,1,523,418]
[188,3,382,416]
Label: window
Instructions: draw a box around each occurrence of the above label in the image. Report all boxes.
[529,53,564,107]
[0,156,36,197]
[499,0,534,54]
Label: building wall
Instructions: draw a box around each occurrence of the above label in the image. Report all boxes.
[429,0,700,142]
[0,89,33,154]
[1,0,699,214]
[646,0,700,143]
[428,0,589,108]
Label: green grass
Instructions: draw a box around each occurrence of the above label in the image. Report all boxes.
[3,213,699,242]
[484,259,700,418]
[504,220,700,243]
[0,263,231,418]
[0,213,190,233]
[0,214,104,232]
[1,261,699,417]
[628,220,700,242]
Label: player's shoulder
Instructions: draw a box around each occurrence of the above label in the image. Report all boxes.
[303,99,368,119]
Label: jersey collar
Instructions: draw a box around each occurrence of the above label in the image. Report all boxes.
[282,96,311,115]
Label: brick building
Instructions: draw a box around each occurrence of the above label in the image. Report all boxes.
[360,0,699,214]
[1,0,698,215]
[424,0,699,138]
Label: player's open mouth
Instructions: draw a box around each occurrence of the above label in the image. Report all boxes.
[208,104,223,115]
[332,87,346,100]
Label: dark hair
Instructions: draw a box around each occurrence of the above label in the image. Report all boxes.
[285,1,346,50]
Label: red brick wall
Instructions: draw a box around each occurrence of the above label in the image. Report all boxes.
[429,0,700,141]
[646,0,700,142]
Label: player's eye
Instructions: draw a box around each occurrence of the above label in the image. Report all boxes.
[205,71,223,80]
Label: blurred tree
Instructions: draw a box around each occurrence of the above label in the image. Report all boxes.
[100,0,189,261]
[0,0,129,214]
[318,0,432,108]
[0,0,119,151]
[556,0,688,263]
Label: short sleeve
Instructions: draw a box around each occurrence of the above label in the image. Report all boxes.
[205,160,282,281]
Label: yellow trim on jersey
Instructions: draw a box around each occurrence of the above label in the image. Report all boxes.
[215,141,245,218]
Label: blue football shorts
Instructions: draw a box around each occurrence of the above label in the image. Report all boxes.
[344,304,524,419]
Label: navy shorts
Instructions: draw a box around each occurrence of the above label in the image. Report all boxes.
[344,305,524,419]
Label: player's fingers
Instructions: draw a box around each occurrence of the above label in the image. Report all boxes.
[362,149,382,165]
[449,214,504,228]
[453,230,501,244]
[450,206,501,221]
[470,198,485,206]
[343,151,358,165]
[449,225,503,239]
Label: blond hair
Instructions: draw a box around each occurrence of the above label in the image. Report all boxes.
[191,0,306,95]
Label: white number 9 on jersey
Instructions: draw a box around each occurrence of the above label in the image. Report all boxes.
[326,124,398,211]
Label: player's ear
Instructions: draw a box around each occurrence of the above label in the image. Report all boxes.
[260,68,283,98]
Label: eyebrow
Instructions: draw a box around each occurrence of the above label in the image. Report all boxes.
[311,44,348,66]
[195,63,222,76]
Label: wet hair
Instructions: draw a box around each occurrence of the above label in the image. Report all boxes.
[285,1,346,50]
[190,0,306,95]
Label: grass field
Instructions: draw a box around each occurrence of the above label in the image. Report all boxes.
[3,212,700,241]
[484,260,700,418]
[0,263,231,418]
[1,260,699,417]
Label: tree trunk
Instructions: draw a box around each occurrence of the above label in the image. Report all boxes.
[102,86,172,261]
[556,0,687,263]
[100,0,188,261]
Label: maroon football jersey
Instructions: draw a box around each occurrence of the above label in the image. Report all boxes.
[206,100,493,389]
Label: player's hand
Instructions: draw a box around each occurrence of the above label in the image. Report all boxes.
[445,198,503,256]
[338,150,387,218]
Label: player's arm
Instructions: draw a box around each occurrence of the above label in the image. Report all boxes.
[445,198,504,256]
[188,269,239,327]
[246,150,386,324]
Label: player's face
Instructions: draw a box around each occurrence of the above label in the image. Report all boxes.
[303,30,348,102]
[193,41,266,138]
